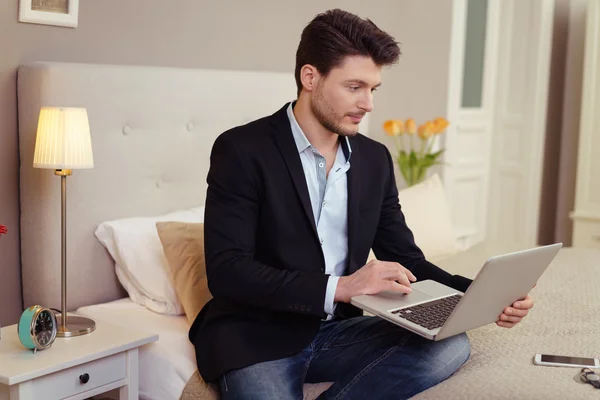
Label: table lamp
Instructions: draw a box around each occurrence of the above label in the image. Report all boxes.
[33,106,96,337]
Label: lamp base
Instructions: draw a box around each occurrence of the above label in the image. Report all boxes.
[56,315,96,337]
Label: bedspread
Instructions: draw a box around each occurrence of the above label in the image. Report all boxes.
[180,246,600,399]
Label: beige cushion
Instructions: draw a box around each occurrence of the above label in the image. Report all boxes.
[94,207,205,315]
[156,221,212,324]
[369,173,459,262]
[157,222,335,399]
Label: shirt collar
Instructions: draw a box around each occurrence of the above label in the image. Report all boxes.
[286,101,352,163]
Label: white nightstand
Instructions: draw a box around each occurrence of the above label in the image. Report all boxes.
[0,316,158,400]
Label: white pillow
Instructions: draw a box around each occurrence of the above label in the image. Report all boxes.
[95,206,205,315]
[368,173,459,262]
[398,173,459,260]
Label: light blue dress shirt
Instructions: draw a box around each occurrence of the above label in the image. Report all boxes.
[286,102,352,319]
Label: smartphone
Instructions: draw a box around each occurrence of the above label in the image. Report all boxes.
[534,354,600,368]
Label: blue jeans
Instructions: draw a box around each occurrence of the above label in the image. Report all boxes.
[217,316,470,400]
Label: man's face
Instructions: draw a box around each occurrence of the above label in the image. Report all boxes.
[311,55,381,137]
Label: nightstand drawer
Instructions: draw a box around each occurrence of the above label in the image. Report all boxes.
[29,352,126,399]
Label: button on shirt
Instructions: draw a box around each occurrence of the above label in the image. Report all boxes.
[286,102,351,320]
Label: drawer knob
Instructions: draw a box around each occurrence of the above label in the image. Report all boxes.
[79,373,90,384]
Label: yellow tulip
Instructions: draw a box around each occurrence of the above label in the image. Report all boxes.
[383,119,404,136]
[432,117,449,134]
[405,118,417,135]
[418,121,435,139]
[426,121,436,137]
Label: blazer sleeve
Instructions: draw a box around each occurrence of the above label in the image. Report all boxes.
[371,145,472,293]
[204,132,329,318]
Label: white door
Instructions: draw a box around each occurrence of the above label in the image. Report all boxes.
[486,0,555,250]
[444,0,501,250]
[444,0,555,251]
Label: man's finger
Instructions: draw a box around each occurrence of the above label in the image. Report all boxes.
[393,270,412,289]
[379,263,412,288]
[382,262,415,286]
[513,297,534,310]
[403,268,417,282]
[504,307,529,318]
[499,314,522,323]
[496,320,515,328]
[385,280,412,294]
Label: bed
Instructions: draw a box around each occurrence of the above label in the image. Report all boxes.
[17,61,600,400]
[16,61,368,400]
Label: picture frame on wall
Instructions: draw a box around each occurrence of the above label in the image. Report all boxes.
[19,0,79,28]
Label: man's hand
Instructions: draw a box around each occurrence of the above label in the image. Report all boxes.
[496,295,534,328]
[334,260,417,303]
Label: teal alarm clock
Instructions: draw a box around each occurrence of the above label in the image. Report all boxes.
[18,305,57,353]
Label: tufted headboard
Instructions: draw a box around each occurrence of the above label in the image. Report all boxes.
[16,61,370,313]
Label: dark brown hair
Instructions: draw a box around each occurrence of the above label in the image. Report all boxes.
[295,9,401,96]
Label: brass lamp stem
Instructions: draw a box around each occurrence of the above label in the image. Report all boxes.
[53,169,95,337]
[62,173,67,332]
[55,169,71,333]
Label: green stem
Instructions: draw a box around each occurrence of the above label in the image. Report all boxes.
[395,134,403,153]
[412,164,418,185]
[427,136,436,154]
[419,137,427,158]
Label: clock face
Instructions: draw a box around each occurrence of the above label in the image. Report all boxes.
[34,310,55,347]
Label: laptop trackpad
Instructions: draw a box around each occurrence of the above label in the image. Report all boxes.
[412,280,460,297]
[372,288,434,308]
[351,281,458,312]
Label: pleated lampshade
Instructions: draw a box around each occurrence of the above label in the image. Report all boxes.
[33,106,94,169]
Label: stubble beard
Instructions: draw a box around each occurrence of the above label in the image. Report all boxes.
[311,85,360,137]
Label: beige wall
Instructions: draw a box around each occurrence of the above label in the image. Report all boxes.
[555,0,588,245]
[539,0,588,247]
[538,0,587,246]
[0,1,453,325]
[538,0,571,245]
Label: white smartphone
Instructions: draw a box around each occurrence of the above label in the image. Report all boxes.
[534,354,600,368]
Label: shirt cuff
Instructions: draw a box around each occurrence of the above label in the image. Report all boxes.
[324,276,340,316]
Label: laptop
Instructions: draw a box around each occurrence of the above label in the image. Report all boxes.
[350,243,562,341]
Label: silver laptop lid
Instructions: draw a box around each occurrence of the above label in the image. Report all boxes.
[436,243,562,340]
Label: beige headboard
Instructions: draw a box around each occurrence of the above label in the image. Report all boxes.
[17,61,370,313]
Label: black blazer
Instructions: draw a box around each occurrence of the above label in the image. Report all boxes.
[189,103,472,383]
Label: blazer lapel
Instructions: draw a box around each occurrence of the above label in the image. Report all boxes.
[346,136,360,270]
[269,104,319,239]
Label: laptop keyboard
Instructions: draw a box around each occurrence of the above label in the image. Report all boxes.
[391,294,462,330]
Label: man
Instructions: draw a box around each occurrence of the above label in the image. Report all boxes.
[189,8,534,399]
